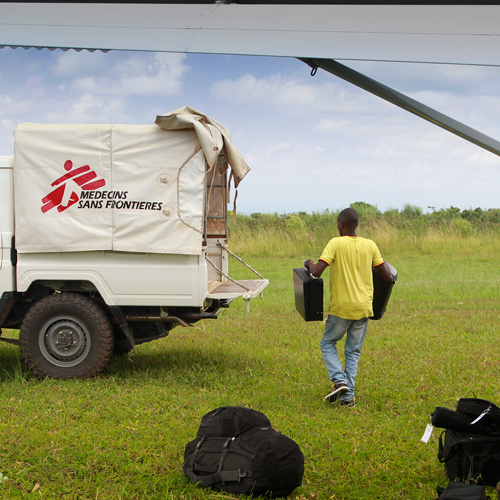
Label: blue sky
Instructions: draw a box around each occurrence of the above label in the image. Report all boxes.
[1,47,499,214]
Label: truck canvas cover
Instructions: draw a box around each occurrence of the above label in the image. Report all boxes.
[13,107,249,255]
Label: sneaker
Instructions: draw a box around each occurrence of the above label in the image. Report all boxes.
[323,382,348,403]
[340,398,356,408]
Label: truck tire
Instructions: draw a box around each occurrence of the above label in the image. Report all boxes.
[19,293,114,379]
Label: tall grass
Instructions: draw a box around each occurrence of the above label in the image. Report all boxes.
[228,209,500,260]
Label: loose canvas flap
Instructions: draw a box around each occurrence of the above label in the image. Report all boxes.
[14,122,206,254]
[155,106,250,187]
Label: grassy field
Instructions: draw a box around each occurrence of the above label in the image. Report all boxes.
[0,225,499,499]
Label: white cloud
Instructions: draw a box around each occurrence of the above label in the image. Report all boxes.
[348,60,500,95]
[210,73,381,114]
[69,52,189,96]
[71,93,122,115]
[52,50,108,77]
[36,92,130,124]
[314,119,355,132]
[0,92,34,115]
[266,142,294,154]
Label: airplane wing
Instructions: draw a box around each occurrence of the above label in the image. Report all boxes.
[0,3,499,66]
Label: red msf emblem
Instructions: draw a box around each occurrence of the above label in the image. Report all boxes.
[41,160,106,213]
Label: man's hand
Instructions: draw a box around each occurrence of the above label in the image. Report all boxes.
[304,259,328,277]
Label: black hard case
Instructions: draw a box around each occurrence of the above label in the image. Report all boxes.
[293,268,323,322]
[371,262,398,320]
[293,262,397,322]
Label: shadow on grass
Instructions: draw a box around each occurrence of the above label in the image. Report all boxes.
[107,345,259,382]
[0,341,258,383]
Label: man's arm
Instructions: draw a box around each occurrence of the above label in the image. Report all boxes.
[376,262,393,283]
[304,259,328,278]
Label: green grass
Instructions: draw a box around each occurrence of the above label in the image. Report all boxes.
[0,235,500,499]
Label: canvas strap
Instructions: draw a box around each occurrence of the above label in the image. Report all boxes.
[185,437,253,487]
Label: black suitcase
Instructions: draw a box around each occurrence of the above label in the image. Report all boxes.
[293,268,323,322]
[294,261,397,322]
[370,261,398,320]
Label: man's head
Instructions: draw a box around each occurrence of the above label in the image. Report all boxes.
[337,208,359,236]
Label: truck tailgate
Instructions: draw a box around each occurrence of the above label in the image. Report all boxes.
[207,279,269,299]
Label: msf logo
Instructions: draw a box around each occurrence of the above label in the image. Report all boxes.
[41,160,106,213]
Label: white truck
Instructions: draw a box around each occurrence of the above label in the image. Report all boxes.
[0,107,268,379]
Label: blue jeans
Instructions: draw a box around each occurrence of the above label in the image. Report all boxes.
[320,315,369,401]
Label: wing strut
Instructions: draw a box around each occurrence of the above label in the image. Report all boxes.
[300,58,500,157]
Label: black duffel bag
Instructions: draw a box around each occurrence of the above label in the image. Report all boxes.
[432,407,497,435]
[183,406,304,498]
[432,398,500,435]
[438,428,500,486]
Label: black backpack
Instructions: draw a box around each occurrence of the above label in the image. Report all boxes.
[183,406,305,498]
[438,429,500,486]
[433,398,500,486]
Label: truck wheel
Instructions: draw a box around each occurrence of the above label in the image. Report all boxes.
[19,293,114,378]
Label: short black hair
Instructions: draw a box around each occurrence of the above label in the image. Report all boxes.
[337,208,359,229]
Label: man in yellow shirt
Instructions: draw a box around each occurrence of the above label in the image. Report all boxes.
[305,208,392,407]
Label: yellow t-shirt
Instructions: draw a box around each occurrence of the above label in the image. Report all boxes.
[319,236,384,320]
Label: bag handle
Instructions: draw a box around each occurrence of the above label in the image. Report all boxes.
[438,430,456,463]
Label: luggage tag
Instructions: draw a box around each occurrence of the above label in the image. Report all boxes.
[421,422,434,443]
